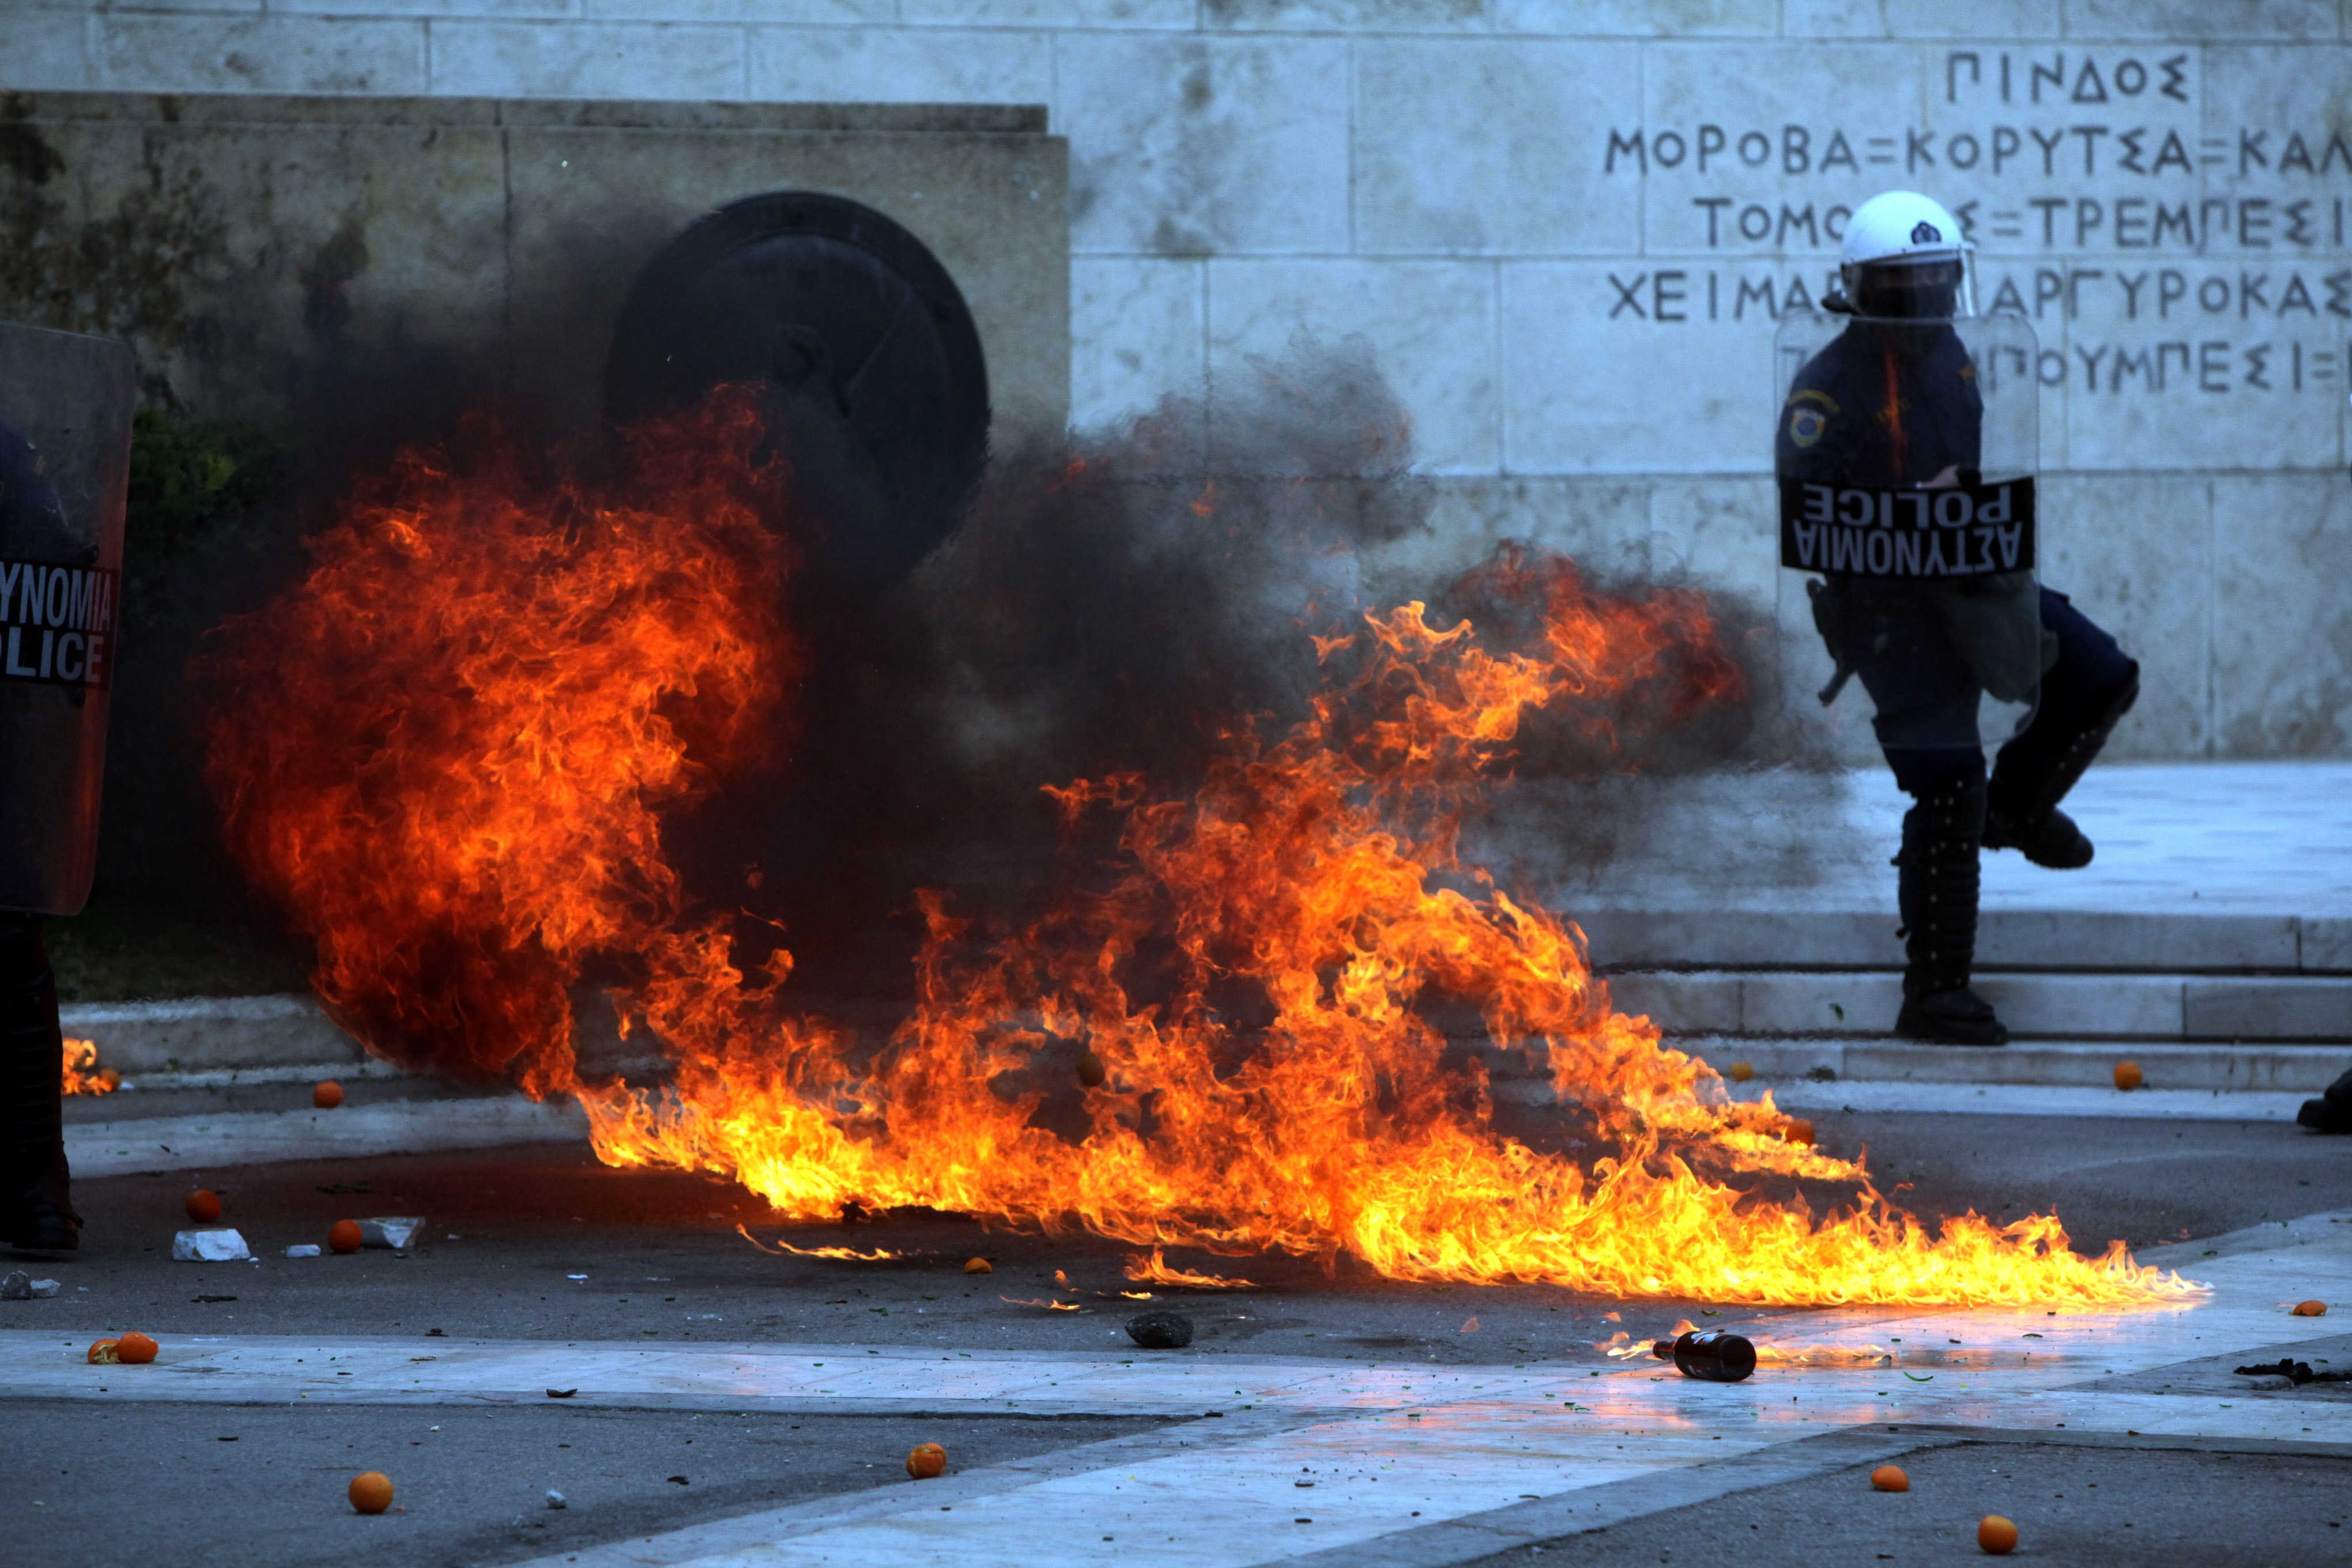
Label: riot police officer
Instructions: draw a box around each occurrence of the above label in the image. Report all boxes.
[1777,193,2140,1046]
[0,321,136,1249]
[0,420,82,1249]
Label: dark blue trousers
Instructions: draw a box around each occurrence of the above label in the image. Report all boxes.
[1875,587,2137,798]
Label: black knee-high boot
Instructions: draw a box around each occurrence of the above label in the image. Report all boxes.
[1987,670,2140,870]
[1893,772,2008,1046]
[0,915,78,1250]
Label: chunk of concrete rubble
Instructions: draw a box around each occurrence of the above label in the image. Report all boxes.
[285,1244,322,1258]
[545,1491,567,1510]
[359,1216,425,1250]
[172,1228,252,1262]
[0,1271,56,1299]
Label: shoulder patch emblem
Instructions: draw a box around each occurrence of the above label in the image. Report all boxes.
[1786,387,1837,449]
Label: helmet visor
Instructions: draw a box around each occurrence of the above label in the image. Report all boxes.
[1845,255,1974,321]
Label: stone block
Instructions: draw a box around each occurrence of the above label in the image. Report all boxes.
[1353,38,1641,257]
[1057,33,1350,255]
[427,21,747,99]
[1072,257,1204,429]
[59,996,367,1076]
[1495,0,1774,35]
[1205,0,1492,28]
[1737,972,1906,1035]
[905,0,1190,20]
[1850,0,2063,33]
[1978,910,2301,970]
[99,15,427,95]
[1502,262,1779,476]
[2184,977,2352,1039]
[1973,973,2185,1036]
[1682,1038,1847,1080]
[2212,474,2352,756]
[0,13,95,92]
[286,0,574,17]
[1604,971,1743,1034]
[2034,472,2213,759]
[1207,258,1497,473]
[1576,907,1905,969]
[2062,0,2338,40]
[2303,917,2352,972]
[582,1,887,20]
[748,26,1054,104]
[1644,477,1779,604]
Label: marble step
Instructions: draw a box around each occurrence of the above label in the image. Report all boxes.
[1573,907,2350,974]
[1604,969,2352,1045]
[1676,1038,2345,1096]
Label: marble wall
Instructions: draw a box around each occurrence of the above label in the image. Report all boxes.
[7,2,2350,756]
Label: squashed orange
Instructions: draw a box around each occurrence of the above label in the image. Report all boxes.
[86,1339,119,1365]
[906,1442,947,1479]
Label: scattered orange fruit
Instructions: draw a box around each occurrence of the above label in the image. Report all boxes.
[1869,1464,1909,1492]
[2293,1299,2328,1317]
[116,1332,158,1365]
[185,1189,222,1223]
[329,1218,364,1255]
[963,1257,993,1275]
[906,1442,947,1480]
[1978,1514,2018,1555]
[86,1339,120,1365]
[2113,1060,2143,1091]
[314,1080,345,1110]
[1782,1118,1816,1146]
[1727,1061,1754,1083]
[1074,1051,1106,1088]
[348,1471,394,1514]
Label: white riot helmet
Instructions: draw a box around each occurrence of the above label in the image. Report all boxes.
[1831,191,1974,321]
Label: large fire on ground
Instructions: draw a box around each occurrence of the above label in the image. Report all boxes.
[200,391,2193,1311]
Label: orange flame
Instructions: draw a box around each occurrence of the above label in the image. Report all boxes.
[198,394,796,1097]
[203,422,2196,1311]
[1125,1250,1256,1291]
[733,1224,904,1262]
[61,1038,117,1095]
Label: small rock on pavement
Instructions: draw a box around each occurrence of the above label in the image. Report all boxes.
[545,1491,567,1510]
[0,1272,58,1299]
[1125,1310,1194,1349]
[359,1216,426,1250]
[285,1244,322,1258]
[172,1228,252,1262]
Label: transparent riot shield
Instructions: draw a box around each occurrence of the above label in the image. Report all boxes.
[0,321,135,915]
[1773,309,2041,758]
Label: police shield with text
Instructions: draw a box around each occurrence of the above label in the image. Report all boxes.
[0,321,134,1250]
[1777,193,2140,1046]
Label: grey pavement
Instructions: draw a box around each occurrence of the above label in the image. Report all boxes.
[0,1400,1165,1568]
[10,1112,2347,1354]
